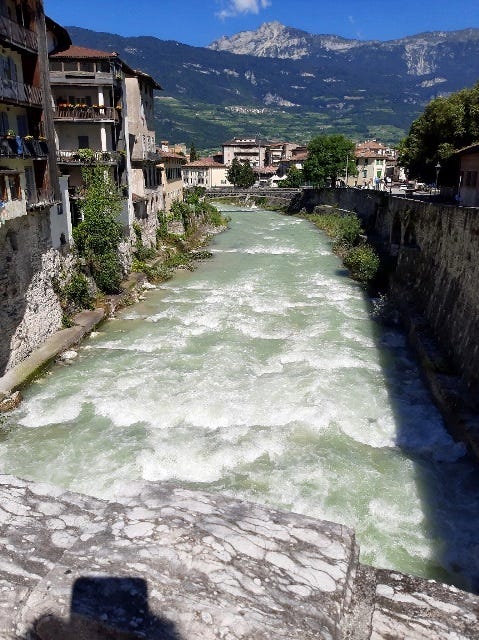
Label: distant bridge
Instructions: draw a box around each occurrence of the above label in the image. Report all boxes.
[204,187,302,199]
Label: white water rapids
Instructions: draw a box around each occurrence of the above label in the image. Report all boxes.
[1,206,479,591]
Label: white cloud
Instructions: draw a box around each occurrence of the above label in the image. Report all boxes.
[216,0,271,19]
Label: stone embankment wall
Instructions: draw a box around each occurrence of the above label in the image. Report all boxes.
[0,210,67,376]
[290,189,479,402]
[1,475,477,640]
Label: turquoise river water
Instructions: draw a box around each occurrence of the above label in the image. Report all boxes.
[1,206,479,591]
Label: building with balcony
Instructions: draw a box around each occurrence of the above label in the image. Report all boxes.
[222,136,269,169]
[0,0,70,245]
[124,69,163,229]
[49,44,135,227]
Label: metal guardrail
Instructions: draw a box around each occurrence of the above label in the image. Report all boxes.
[0,15,37,52]
[57,149,120,164]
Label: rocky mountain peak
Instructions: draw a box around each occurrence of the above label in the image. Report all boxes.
[208,21,365,59]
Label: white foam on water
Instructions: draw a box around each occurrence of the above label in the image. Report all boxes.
[2,207,478,589]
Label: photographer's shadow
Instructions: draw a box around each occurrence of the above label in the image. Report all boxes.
[24,576,184,640]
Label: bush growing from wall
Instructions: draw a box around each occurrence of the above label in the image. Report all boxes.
[73,166,123,293]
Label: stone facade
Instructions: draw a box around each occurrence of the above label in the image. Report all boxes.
[0,475,477,639]
[0,209,66,375]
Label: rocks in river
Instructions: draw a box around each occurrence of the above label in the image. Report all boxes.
[58,350,78,363]
[0,390,22,412]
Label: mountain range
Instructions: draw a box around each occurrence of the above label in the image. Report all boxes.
[65,22,479,150]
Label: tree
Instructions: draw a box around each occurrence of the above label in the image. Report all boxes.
[238,160,255,188]
[227,157,243,187]
[189,143,199,162]
[399,82,479,185]
[282,165,303,187]
[303,134,356,187]
[73,166,123,293]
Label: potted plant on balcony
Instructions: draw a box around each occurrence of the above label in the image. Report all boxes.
[38,136,48,155]
[5,130,19,155]
[23,135,34,157]
[78,148,95,164]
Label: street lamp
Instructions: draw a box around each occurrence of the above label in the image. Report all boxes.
[435,162,441,192]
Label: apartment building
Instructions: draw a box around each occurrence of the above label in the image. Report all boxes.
[0,0,70,246]
[125,69,163,227]
[48,44,134,227]
[222,136,269,168]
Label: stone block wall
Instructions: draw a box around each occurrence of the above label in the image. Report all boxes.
[292,188,479,399]
[0,210,65,375]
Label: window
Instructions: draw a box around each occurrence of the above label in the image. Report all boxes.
[16,115,28,137]
[8,174,21,200]
[78,135,89,149]
[63,61,78,72]
[79,62,94,72]
[97,61,110,73]
[0,111,9,135]
[50,60,62,71]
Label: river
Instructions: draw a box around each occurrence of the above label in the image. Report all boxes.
[1,205,479,592]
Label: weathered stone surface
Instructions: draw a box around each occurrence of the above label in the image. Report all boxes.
[0,475,478,639]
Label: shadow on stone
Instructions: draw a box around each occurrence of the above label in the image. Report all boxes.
[23,576,184,640]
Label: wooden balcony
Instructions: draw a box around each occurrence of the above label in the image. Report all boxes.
[53,105,119,123]
[49,71,115,86]
[0,136,48,158]
[57,149,121,165]
[0,78,42,107]
[0,15,37,53]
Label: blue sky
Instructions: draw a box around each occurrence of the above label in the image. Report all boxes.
[43,0,479,46]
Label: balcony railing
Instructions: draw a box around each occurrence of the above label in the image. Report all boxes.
[0,78,42,106]
[57,149,121,165]
[26,188,57,210]
[53,105,119,122]
[0,15,37,52]
[0,136,48,158]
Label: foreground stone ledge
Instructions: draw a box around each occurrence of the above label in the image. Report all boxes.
[0,476,477,639]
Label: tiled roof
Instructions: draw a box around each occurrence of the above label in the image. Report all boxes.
[254,165,278,175]
[184,157,226,168]
[50,45,118,59]
[159,151,187,161]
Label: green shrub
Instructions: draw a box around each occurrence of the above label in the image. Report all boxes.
[64,272,94,309]
[343,245,380,283]
[91,251,122,293]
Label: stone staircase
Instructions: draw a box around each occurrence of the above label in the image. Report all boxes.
[0,476,477,639]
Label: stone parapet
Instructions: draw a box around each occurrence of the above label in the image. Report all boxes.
[0,476,477,639]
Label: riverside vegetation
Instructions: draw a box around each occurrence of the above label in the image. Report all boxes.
[54,176,228,318]
[305,207,380,284]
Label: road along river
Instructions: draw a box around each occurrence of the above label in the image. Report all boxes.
[1,205,479,591]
